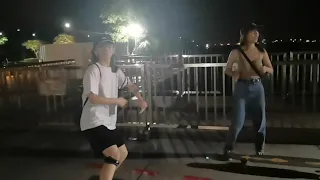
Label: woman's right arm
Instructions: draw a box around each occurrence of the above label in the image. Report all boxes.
[87,93,119,105]
[224,50,239,78]
[83,66,119,105]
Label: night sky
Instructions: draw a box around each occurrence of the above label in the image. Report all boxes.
[1,0,319,44]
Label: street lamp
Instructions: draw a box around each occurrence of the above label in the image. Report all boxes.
[123,23,145,55]
[124,23,144,38]
[65,22,71,28]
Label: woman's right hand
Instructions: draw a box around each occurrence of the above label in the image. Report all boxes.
[117,97,128,108]
[232,71,240,81]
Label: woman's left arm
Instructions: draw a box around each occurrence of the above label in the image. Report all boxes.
[262,50,274,74]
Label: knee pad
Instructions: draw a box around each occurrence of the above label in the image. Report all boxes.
[104,156,120,166]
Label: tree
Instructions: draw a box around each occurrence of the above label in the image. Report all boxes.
[100,0,154,55]
[54,34,75,44]
[0,36,8,45]
[100,0,132,43]
[22,40,42,58]
[100,0,148,43]
[133,35,160,55]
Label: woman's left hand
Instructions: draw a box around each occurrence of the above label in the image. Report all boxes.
[262,66,269,74]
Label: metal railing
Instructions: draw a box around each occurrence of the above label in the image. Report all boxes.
[0,52,320,130]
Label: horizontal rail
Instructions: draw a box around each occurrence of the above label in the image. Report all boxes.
[1,51,320,131]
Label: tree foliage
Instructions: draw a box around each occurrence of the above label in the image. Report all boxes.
[100,0,160,55]
[22,40,42,58]
[100,0,138,43]
[0,36,8,45]
[54,34,75,44]
[133,35,159,55]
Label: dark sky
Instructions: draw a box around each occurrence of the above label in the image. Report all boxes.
[1,0,319,44]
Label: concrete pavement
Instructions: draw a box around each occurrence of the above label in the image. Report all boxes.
[1,128,320,179]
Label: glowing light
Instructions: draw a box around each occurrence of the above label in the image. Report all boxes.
[65,22,71,28]
[17,29,20,32]
[205,44,210,49]
[87,35,90,38]
[0,32,2,36]
[123,23,144,38]
[32,33,36,37]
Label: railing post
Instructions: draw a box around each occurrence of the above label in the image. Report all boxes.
[145,63,153,125]
[140,63,147,124]
[281,53,288,100]
[288,52,295,108]
[177,54,183,96]
[312,63,318,112]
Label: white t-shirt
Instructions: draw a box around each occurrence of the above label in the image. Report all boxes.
[80,63,130,131]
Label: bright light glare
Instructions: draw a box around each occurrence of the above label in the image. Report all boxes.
[32,33,36,37]
[17,29,20,32]
[124,23,144,38]
[205,44,209,49]
[0,32,2,36]
[65,23,71,28]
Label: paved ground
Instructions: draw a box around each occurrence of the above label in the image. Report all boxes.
[1,128,320,179]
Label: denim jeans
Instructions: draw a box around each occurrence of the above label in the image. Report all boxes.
[225,78,266,152]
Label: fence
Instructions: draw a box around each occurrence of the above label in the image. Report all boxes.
[0,52,320,130]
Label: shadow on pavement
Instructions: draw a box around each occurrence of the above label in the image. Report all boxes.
[0,147,218,159]
[187,162,320,179]
[211,153,320,168]
[88,175,123,180]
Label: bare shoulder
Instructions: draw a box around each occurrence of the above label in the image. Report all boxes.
[262,48,268,54]
[261,49,269,58]
[229,49,240,58]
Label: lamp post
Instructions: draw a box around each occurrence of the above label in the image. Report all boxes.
[124,23,145,55]
[64,22,71,29]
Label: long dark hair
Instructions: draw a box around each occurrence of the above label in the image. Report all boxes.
[90,42,118,73]
[239,25,265,52]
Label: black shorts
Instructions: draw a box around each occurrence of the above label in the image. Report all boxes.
[83,125,125,157]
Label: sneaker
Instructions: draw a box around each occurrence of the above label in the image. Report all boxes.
[223,150,232,161]
[256,150,264,156]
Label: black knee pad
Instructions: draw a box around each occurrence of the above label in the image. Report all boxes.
[104,156,120,166]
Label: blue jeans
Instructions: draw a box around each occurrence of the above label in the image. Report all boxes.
[225,79,266,152]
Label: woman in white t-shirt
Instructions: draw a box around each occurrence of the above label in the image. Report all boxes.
[80,37,148,180]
